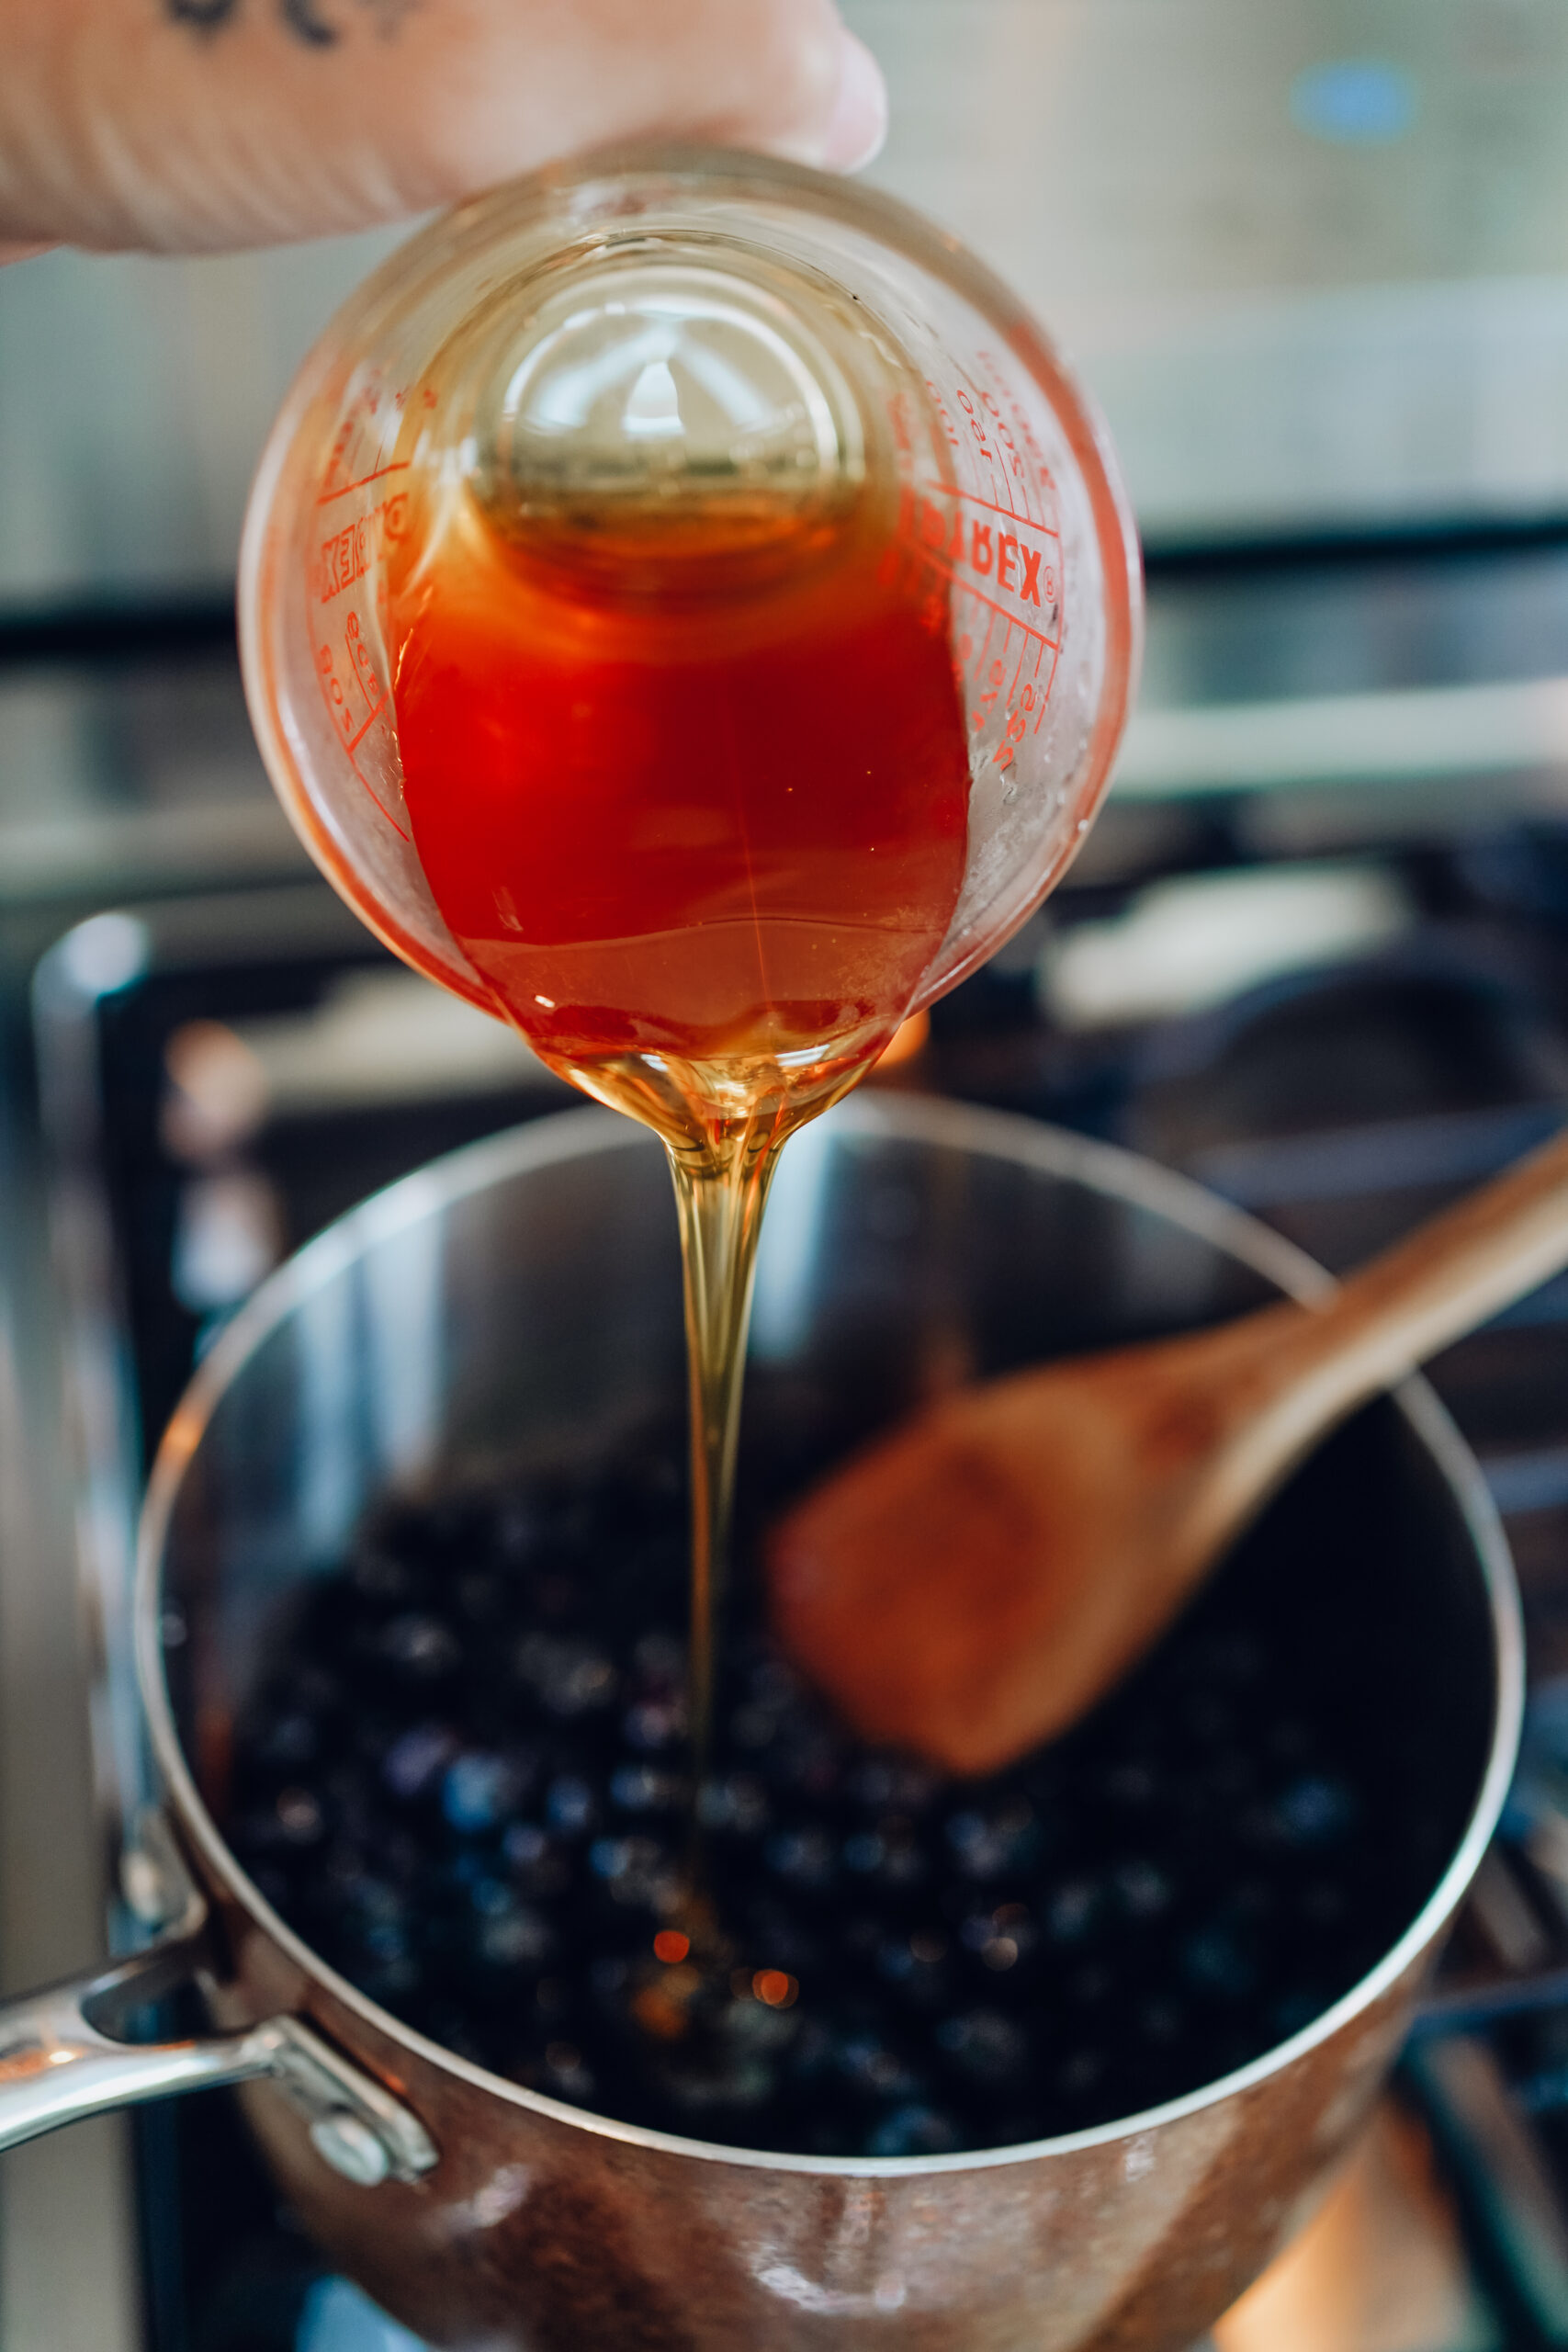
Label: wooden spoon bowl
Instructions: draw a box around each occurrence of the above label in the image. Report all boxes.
[771,1122,1568,1775]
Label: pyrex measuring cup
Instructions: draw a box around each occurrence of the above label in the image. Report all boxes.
[238,145,1142,1028]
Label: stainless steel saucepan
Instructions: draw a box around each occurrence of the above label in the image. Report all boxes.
[0,1096,1523,2350]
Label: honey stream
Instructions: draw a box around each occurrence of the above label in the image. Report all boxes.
[385,387,971,2046]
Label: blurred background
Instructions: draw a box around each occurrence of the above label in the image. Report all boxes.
[10,6,1568,2352]
[9,0,1568,601]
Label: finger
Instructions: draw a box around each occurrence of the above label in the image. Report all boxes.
[0,0,887,254]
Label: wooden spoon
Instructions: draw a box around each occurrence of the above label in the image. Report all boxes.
[769,1121,1568,1778]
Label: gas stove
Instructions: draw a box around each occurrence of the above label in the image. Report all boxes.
[12,537,1568,2348]
[25,838,1568,2352]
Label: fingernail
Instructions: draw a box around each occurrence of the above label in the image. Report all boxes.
[819,30,888,172]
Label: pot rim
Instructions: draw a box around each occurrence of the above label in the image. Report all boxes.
[135,1094,1525,2179]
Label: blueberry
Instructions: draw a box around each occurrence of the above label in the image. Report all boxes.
[225,1421,1396,2160]
[935,2009,1028,2085]
[1113,1860,1170,1918]
[834,2033,920,2099]
[610,1764,681,1815]
[1182,1927,1258,2000]
[738,1904,823,1978]
[493,1497,544,1565]
[503,1823,569,1899]
[1056,2049,1104,2098]
[625,1701,683,1752]
[631,1632,685,1688]
[383,1724,457,1800]
[588,1836,677,1909]
[255,1713,320,1770]
[275,1787,326,1845]
[944,1799,1037,1880]
[455,1570,508,1624]
[514,1634,617,1718]
[378,1614,462,1679]
[546,1776,595,1837]
[1271,1776,1357,1849]
[479,1906,552,1969]
[865,2103,961,2157]
[874,1837,928,1888]
[846,1758,938,1815]
[529,1575,580,1625]
[349,1542,423,1606]
[276,1662,341,1716]
[1101,1764,1156,1808]
[1299,1879,1348,1926]
[339,1876,410,1963]
[876,1930,949,2002]
[764,1827,835,1890]
[696,1775,770,1836]
[845,1760,899,1809]
[443,1752,519,1834]
[534,2042,597,2102]
[770,1726,844,1801]
[1045,1880,1101,1945]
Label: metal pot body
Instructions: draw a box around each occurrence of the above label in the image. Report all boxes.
[101,1101,1525,2346]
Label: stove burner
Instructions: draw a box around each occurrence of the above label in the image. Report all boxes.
[33,818,1568,2346]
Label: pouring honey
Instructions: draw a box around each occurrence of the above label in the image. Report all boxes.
[384,252,973,1771]
[239,146,1141,2069]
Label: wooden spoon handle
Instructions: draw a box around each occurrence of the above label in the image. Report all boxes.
[1251,1117,1568,1445]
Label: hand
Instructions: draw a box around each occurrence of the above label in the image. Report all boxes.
[0,0,886,255]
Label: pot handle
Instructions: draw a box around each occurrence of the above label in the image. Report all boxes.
[0,1813,436,2187]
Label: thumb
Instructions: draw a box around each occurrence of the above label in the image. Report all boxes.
[0,0,887,254]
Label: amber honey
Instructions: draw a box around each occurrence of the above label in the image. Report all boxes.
[387,477,969,1148]
[387,456,968,1778]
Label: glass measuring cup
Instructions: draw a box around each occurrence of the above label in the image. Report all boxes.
[237,144,1142,1056]
[235,142,1145,2090]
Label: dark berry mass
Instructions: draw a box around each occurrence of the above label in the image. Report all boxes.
[222,1419,1446,2159]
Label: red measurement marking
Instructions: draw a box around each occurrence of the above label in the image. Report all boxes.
[972,389,1040,519]
[926,556,1059,651]
[344,617,383,718]
[974,350,1061,508]
[977,468,1018,523]
[970,605,997,685]
[345,748,412,840]
[316,460,411,507]
[939,482,1060,537]
[1032,642,1060,733]
[310,628,410,840]
[904,490,1058,626]
[344,694,387,754]
[315,492,408,605]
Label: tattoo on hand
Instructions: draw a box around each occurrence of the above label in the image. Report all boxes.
[280,0,338,40]
[165,0,413,43]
